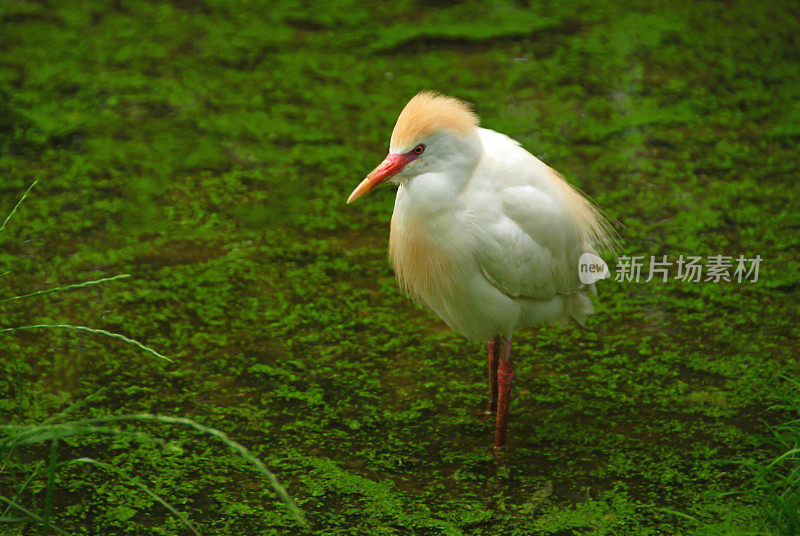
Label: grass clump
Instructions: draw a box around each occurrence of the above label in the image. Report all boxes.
[666,379,800,536]
[0,183,305,533]
[749,380,800,535]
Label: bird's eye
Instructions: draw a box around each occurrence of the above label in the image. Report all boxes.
[412,144,425,155]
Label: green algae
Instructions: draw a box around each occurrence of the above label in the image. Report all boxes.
[1,0,799,534]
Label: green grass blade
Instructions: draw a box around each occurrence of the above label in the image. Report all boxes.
[0,415,306,527]
[768,448,800,468]
[0,180,37,235]
[40,388,107,426]
[1,423,165,450]
[31,414,307,526]
[64,457,202,536]
[42,438,58,535]
[0,495,68,536]
[0,461,43,520]
[0,274,132,305]
[0,324,171,362]
[88,413,308,527]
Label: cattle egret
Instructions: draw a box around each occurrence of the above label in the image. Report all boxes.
[347,91,616,450]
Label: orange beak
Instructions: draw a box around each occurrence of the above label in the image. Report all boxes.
[347,153,414,204]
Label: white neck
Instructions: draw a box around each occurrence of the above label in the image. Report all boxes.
[394,129,482,218]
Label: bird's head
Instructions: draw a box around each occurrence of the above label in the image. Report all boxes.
[347,91,481,204]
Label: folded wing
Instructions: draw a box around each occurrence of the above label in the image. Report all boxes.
[473,157,616,302]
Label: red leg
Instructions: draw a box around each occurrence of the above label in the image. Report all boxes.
[486,336,500,414]
[494,337,514,449]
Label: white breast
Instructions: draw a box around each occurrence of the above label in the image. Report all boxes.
[389,179,519,341]
[389,179,464,304]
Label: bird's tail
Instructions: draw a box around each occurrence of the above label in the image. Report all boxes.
[550,168,621,256]
[565,290,595,328]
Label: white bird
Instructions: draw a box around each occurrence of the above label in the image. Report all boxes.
[347,91,616,449]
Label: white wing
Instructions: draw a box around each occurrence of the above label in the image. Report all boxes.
[470,129,615,301]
